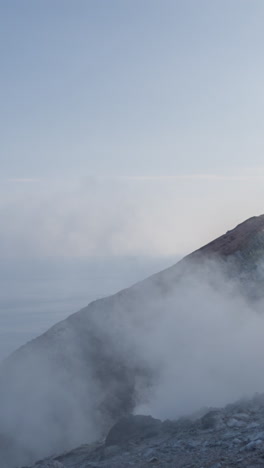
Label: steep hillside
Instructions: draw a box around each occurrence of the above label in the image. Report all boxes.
[1,215,264,467]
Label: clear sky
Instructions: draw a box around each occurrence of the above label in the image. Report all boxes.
[1,0,264,259]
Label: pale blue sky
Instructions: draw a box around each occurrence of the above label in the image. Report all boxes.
[1,1,264,258]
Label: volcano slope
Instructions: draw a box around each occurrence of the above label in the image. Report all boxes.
[2,215,264,467]
[25,394,264,468]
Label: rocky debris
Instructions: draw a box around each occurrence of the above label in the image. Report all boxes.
[24,393,264,468]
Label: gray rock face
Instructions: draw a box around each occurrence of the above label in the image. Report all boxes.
[105,415,162,446]
[31,463,65,468]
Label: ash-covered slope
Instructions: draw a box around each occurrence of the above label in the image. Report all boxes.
[2,215,264,468]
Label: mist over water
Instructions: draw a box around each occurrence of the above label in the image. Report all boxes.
[0,255,177,361]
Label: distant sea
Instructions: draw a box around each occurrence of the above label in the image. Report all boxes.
[0,255,178,361]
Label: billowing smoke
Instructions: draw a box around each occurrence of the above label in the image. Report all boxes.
[1,255,264,467]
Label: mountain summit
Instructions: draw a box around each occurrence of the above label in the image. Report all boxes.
[147,214,264,297]
[192,214,264,261]
[1,215,264,468]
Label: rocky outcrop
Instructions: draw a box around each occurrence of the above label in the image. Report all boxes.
[25,393,264,468]
[105,415,162,446]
